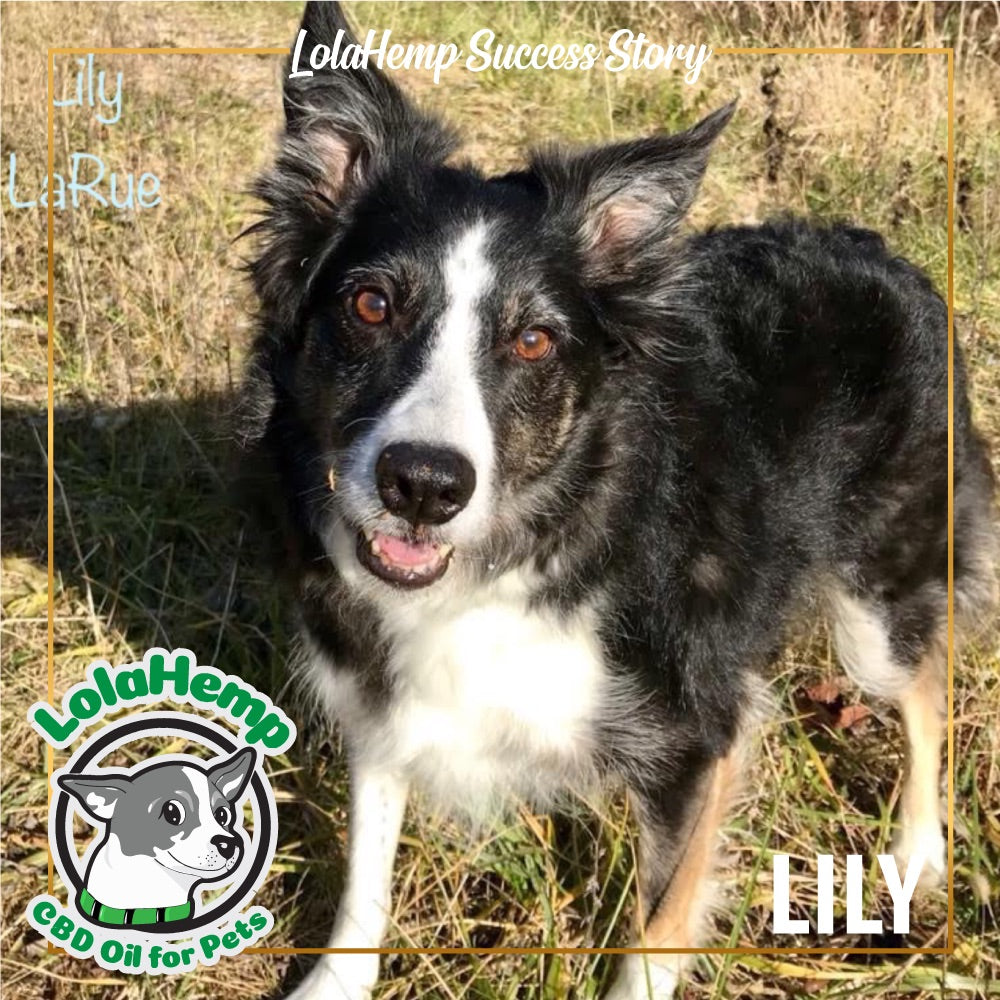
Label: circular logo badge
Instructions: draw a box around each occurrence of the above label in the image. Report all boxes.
[27,649,293,974]
[52,712,276,936]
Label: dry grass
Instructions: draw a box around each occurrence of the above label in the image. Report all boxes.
[1,2,998,999]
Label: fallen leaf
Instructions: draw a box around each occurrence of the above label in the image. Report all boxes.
[834,703,871,730]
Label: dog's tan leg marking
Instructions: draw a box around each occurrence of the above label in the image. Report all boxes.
[608,749,742,1000]
[640,752,734,942]
[829,588,948,885]
[894,636,947,883]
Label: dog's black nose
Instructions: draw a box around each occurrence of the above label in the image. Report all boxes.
[376,443,476,526]
[211,835,239,860]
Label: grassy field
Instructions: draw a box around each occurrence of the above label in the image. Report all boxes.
[1,2,998,998]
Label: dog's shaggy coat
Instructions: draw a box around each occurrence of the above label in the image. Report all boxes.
[240,4,996,997]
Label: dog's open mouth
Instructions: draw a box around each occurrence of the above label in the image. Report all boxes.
[356,528,454,588]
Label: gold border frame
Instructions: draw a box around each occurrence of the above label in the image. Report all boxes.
[43,42,956,961]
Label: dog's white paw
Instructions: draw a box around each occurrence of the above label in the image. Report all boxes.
[283,954,380,1000]
[891,822,946,889]
[604,955,680,1000]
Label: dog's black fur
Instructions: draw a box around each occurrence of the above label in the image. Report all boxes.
[240,1,995,988]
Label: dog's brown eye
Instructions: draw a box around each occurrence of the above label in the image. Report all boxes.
[214,806,230,826]
[352,288,389,325]
[161,800,184,826]
[514,327,553,361]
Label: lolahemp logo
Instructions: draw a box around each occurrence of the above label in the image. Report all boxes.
[26,648,295,974]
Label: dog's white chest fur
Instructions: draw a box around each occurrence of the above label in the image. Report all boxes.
[313,574,607,809]
[390,591,604,803]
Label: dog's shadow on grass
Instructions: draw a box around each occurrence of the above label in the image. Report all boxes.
[2,394,281,676]
[2,397,631,994]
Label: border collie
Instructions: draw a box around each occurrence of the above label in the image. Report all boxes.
[240,3,997,997]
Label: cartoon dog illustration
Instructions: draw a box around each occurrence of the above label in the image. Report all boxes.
[57,746,256,928]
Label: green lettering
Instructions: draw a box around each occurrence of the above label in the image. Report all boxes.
[216,682,264,726]
[32,706,78,744]
[114,666,149,700]
[149,652,190,696]
[190,670,222,704]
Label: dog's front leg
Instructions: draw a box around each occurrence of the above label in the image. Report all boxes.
[605,740,743,1000]
[286,755,408,1000]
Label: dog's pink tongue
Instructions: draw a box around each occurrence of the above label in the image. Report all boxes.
[375,532,439,567]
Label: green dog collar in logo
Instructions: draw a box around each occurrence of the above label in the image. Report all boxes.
[78,887,193,927]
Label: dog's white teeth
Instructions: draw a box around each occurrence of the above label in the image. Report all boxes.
[439,544,454,557]
[370,539,381,555]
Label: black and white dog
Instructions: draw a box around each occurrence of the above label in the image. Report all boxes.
[240,3,996,997]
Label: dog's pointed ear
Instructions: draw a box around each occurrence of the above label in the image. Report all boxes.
[249,1,458,327]
[208,747,256,804]
[531,102,735,279]
[57,773,131,823]
[281,0,457,205]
